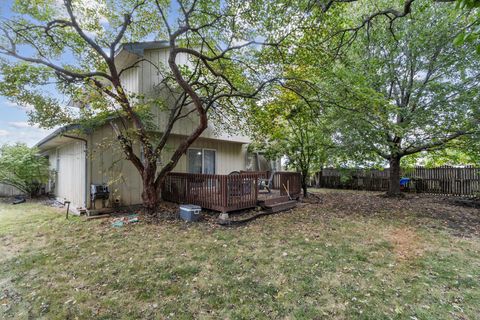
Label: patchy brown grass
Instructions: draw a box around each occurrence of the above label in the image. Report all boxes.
[1,191,480,319]
[386,227,425,261]
[0,235,25,262]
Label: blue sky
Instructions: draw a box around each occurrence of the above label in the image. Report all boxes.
[0,0,56,146]
[0,97,54,147]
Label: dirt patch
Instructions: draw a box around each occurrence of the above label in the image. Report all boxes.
[0,234,47,264]
[386,227,425,261]
[0,235,25,263]
[302,192,323,204]
[143,202,179,223]
[0,278,23,316]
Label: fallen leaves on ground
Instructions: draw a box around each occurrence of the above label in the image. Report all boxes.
[303,190,480,237]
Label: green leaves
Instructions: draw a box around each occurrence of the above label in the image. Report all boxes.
[248,79,335,182]
[321,0,480,165]
[454,0,480,53]
[0,143,51,196]
[0,61,74,128]
[456,0,480,9]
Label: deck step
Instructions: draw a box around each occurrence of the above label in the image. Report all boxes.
[264,200,297,213]
[258,196,290,207]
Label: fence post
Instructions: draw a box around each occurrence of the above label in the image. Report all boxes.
[317,166,479,196]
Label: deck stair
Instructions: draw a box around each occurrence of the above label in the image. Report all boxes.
[258,196,297,213]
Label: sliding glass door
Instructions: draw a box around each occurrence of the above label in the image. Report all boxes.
[187,148,216,174]
[203,149,216,174]
[187,149,203,174]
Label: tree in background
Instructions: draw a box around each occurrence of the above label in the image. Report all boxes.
[0,143,50,197]
[402,135,480,167]
[249,87,334,197]
[322,0,480,195]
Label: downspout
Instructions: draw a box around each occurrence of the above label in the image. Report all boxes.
[63,134,88,209]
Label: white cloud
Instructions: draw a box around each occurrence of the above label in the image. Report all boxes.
[0,125,54,147]
[8,121,33,129]
[4,101,19,108]
[3,101,34,112]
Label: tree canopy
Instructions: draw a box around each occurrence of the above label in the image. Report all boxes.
[248,84,335,196]
[311,0,479,194]
[0,143,50,196]
[453,0,480,52]
[245,0,480,196]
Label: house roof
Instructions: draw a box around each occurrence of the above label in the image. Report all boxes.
[34,124,83,151]
[116,40,170,57]
[114,41,170,68]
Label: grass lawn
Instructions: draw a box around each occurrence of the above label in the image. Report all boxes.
[1,191,480,319]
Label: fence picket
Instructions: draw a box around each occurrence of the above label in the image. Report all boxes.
[318,166,480,197]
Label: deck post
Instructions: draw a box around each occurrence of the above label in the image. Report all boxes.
[219,212,229,220]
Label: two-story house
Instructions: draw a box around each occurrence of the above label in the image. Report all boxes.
[35,41,256,211]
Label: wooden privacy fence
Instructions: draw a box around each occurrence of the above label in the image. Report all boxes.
[0,183,24,197]
[318,166,480,196]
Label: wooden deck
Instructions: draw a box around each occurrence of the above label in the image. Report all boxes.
[161,171,301,213]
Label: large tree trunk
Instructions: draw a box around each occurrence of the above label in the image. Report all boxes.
[387,155,402,196]
[301,170,309,198]
[141,162,160,214]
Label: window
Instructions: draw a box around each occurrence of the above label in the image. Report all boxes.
[203,149,216,174]
[187,148,216,174]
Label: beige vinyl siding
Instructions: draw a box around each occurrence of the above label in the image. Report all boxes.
[151,104,250,143]
[89,124,248,206]
[120,66,139,94]
[138,48,188,93]
[165,135,247,174]
[133,48,250,143]
[54,141,86,209]
[44,149,57,194]
[89,125,143,206]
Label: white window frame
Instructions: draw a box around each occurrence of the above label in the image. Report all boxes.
[187,148,217,174]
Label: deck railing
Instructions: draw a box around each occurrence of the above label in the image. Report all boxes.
[161,172,260,212]
[245,170,302,196]
[275,172,302,197]
[161,171,302,212]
